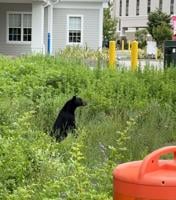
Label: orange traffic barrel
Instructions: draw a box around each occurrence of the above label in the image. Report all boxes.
[113,146,176,200]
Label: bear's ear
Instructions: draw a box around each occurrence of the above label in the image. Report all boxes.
[72,95,76,100]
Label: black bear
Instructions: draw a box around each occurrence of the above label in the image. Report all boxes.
[50,96,87,141]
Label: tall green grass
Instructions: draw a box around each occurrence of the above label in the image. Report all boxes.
[0,50,176,199]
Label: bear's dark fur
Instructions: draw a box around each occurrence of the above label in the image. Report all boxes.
[50,96,87,141]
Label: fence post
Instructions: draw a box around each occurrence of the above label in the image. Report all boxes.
[131,40,138,71]
[109,41,116,69]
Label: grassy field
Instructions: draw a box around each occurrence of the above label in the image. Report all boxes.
[0,48,176,199]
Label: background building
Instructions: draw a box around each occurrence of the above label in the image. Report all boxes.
[113,0,176,40]
[0,0,104,56]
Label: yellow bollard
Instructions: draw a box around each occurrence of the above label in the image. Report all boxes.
[109,41,116,69]
[128,41,131,51]
[131,40,138,71]
[121,40,124,51]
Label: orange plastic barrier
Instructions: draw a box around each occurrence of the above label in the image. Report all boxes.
[113,146,176,200]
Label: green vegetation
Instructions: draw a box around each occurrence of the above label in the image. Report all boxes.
[103,2,117,43]
[147,9,172,47]
[0,49,176,199]
[135,29,148,49]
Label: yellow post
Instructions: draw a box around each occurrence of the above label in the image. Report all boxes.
[109,41,116,69]
[122,40,125,51]
[131,40,138,71]
[128,41,131,51]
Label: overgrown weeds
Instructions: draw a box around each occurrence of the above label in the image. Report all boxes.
[0,48,176,199]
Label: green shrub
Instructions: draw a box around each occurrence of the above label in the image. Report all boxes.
[0,51,176,199]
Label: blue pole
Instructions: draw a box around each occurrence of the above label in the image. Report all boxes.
[48,32,51,54]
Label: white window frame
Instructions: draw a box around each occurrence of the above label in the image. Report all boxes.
[66,15,83,46]
[6,11,32,44]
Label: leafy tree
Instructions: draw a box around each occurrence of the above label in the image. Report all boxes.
[152,22,172,47]
[135,29,148,49]
[147,9,172,47]
[103,2,117,46]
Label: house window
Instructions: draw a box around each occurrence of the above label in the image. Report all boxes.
[68,16,82,44]
[159,0,163,11]
[170,0,174,14]
[147,0,151,13]
[7,12,32,43]
[126,0,129,16]
[119,0,122,16]
[23,14,32,41]
[136,0,140,15]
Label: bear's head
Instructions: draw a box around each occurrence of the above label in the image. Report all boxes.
[72,96,87,107]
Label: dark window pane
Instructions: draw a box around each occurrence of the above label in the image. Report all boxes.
[18,28,21,35]
[9,35,12,41]
[24,28,27,34]
[23,35,27,41]
[28,28,31,34]
[69,30,81,43]
[23,28,31,41]
[17,35,21,41]
[9,28,21,41]
[14,35,17,40]
[9,28,13,34]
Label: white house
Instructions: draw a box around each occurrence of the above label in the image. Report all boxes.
[0,0,104,56]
